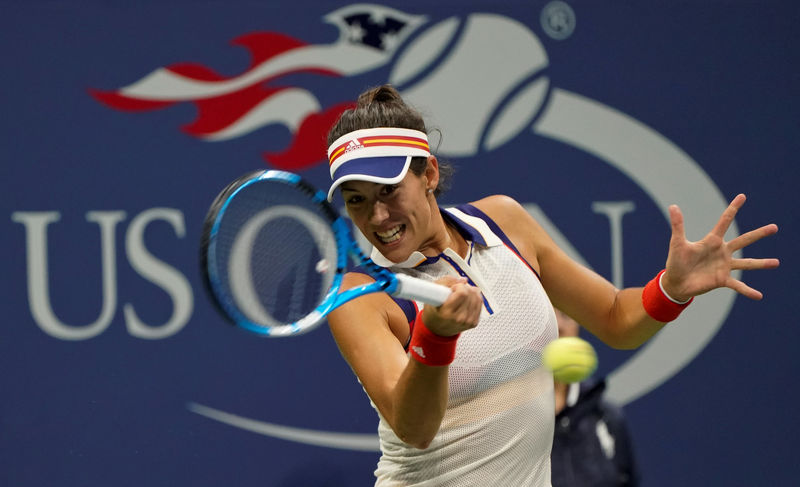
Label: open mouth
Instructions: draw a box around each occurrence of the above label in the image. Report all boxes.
[375,224,405,244]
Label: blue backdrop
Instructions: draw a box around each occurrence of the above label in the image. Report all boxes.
[2,1,796,485]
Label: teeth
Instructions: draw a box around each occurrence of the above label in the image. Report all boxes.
[376,225,403,243]
[376,225,401,238]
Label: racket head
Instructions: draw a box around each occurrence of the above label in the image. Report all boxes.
[200,170,348,336]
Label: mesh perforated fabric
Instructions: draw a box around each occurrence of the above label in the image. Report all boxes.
[371,213,558,486]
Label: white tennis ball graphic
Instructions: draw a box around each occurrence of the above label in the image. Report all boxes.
[390,13,551,156]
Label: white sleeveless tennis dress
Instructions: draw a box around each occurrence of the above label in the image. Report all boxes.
[366,204,558,486]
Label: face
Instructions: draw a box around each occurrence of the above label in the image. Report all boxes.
[341,158,440,262]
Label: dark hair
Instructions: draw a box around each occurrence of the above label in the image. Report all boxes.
[327,85,453,196]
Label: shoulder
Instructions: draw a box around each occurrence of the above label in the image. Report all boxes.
[470,194,557,260]
[333,270,415,346]
[341,268,377,288]
[470,194,530,225]
[464,195,552,275]
[468,195,541,238]
[469,194,553,239]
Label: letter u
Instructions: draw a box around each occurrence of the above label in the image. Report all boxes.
[11,211,126,340]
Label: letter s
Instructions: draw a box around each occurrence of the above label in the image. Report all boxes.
[123,208,193,339]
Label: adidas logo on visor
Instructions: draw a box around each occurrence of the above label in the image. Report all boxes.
[345,139,364,153]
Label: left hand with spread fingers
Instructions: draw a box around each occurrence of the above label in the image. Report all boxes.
[661,193,780,302]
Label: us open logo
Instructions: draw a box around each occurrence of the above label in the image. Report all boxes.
[93,3,740,451]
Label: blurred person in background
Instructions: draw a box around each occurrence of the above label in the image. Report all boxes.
[551,309,639,487]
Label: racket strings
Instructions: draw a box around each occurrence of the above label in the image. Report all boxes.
[211,180,338,327]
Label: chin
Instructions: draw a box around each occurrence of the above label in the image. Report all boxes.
[376,240,413,262]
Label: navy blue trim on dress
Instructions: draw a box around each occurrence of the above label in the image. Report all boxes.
[439,253,495,315]
[441,206,487,246]
[453,203,541,281]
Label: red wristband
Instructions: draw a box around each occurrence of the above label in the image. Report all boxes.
[642,270,693,322]
[408,312,459,366]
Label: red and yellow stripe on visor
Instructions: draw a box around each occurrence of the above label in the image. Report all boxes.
[327,128,430,170]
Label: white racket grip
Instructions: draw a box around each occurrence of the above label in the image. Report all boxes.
[392,274,451,306]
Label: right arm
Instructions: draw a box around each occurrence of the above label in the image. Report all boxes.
[327,272,481,449]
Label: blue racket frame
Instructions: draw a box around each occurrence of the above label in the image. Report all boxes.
[204,170,404,337]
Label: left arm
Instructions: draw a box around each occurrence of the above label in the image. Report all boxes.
[474,194,779,349]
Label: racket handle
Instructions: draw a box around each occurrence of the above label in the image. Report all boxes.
[392,274,451,306]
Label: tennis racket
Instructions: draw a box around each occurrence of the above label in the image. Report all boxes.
[200,169,452,337]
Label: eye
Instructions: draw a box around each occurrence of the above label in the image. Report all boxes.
[380,184,398,196]
[345,195,364,206]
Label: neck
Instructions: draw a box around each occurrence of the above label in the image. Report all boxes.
[420,208,468,259]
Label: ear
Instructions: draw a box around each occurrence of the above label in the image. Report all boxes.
[424,155,440,192]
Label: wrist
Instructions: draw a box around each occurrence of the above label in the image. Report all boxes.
[642,269,693,322]
[408,312,460,366]
[658,271,692,304]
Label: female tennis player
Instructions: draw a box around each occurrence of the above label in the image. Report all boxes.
[324,85,779,486]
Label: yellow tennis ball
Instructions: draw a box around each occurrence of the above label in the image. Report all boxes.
[542,337,598,383]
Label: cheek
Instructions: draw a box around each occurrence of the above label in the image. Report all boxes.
[345,209,368,232]
[403,199,432,231]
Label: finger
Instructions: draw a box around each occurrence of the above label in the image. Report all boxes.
[731,257,781,271]
[728,223,779,251]
[443,283,478,315]
[453,285,483,325]
[437,275,468,287]
[465,287,484,320]
[439,287,466,315]
[726,277,763,300]
[711,193,746,238]
[669,204,686,241]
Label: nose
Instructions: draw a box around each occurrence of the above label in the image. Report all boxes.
[369,200,390,225]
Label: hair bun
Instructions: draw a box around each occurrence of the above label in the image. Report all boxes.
[357,84,403,107]
[328,84,426,146]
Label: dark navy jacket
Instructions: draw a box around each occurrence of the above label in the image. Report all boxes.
[551,379,640,487]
